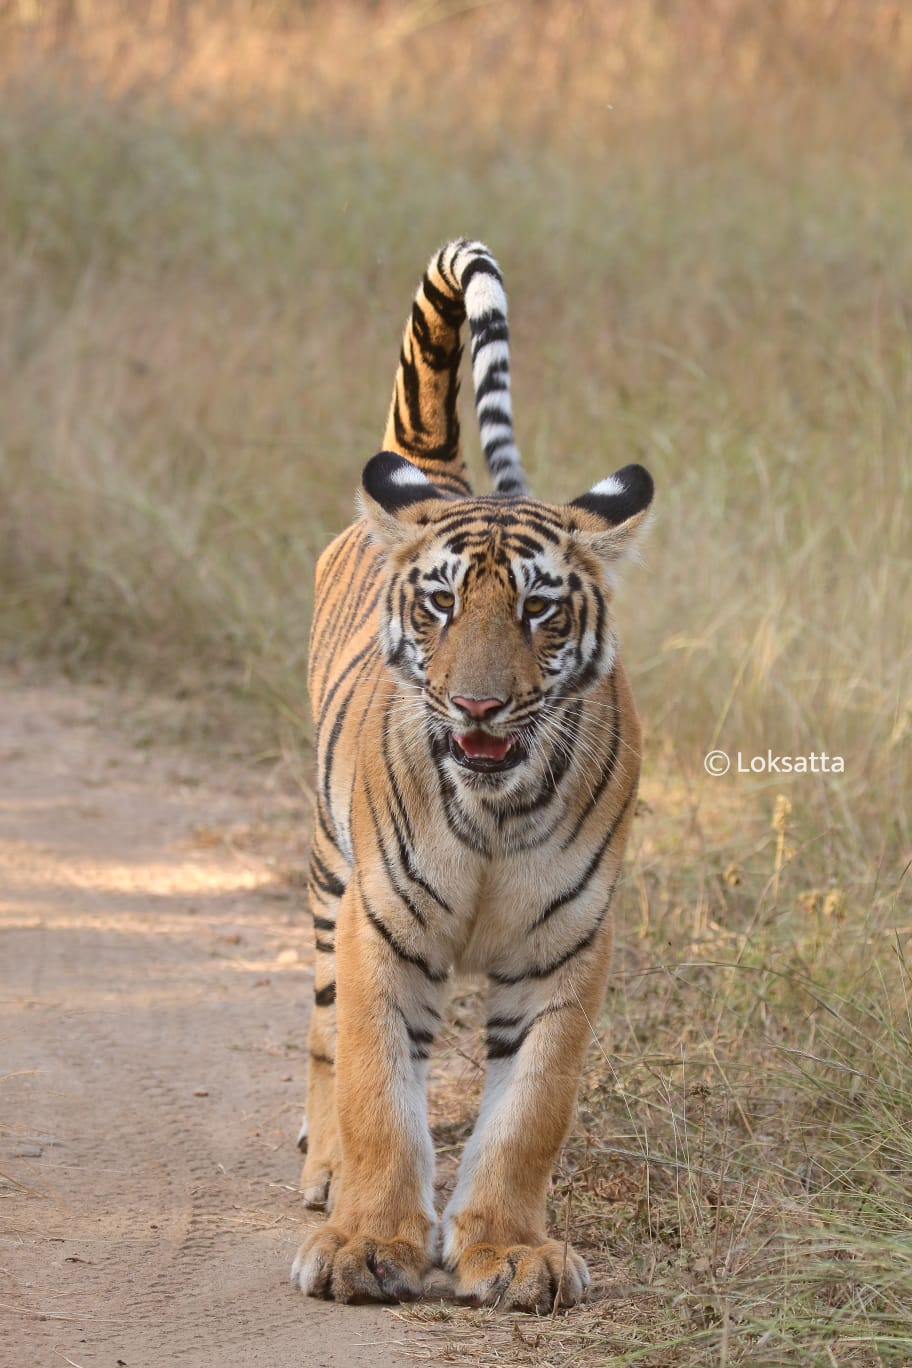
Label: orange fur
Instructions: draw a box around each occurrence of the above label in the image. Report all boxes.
[291,241,652,1310]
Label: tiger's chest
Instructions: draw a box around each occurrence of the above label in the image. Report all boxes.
[390,805,614,980]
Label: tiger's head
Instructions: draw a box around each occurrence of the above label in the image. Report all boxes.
[360,452,653,787]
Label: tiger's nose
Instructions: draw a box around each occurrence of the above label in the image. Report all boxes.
[451,695,508,721]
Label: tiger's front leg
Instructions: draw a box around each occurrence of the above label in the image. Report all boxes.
[292,876,444,1304]
[442,926,614,1312]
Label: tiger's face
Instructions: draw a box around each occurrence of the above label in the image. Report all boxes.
[361,452,653,786]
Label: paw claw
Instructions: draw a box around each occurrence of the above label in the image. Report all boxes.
[292,1229,427,1304]
[452,1240,590,1312]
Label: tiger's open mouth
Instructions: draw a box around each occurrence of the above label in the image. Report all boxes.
[449,729,527,774]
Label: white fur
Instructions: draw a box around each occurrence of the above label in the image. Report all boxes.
[470,337,510,380]
[590,474,625,497]
[390,463,432,489]
[477,419,514,444]
[464,272,508,320]
[441,1055,515,1264]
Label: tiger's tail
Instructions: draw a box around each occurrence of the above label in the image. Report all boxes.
[381,238,528,497]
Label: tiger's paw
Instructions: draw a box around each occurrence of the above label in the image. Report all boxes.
[291,1228,428,1303]
[452,1239,590,1312]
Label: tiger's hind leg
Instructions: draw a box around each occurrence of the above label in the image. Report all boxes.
[299,825,346,1208]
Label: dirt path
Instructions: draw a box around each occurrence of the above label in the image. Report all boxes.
[0,677,424,1367]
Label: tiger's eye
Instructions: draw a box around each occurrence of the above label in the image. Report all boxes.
[431,589,455,612]
[523,594,548,618]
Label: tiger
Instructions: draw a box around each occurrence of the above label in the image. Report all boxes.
[291,238,653,1312]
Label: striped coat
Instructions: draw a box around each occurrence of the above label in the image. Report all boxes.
[292,240,653,1311]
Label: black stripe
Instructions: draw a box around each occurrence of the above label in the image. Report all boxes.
[477,402,513,427]
[489,914,606,986]
[517,514,560,544]
[345,575,385,642]
[365,783,428,928]
[495,474,528,496]
[312,914,336,932]
[399,339,426,434]
[320,651,382,811]
[310,851,346,899]
[562,675,619,848]
[422,271,465,328]
[441,340,463,460]
[484,1002,573,1057]
[470,315,509,356]
[410,438,462,464]
[485,1024,532,1060]
[380,715,453,911]
[314,982,336,1007]
[381,712,415,837]
[310,531,376,660]
[313,531,360,609]
[314,939,334,953]
[317,640,375,733]
[438,242,464,290]
[429,481,470,503]
[571,588,607,692]
[461,255,503,291]
[578,597,588,646]
[474,358,510,403]
[432,746,492,855]
[506,532,547,557]
[535,776,636,929]
[393,393,461,462]
[362,901,447,982]
[309,1050,334,1066]
[322,691,353,808]
[390,815,452,912]
[412,298,455,370]
[316,799,342,856]
[431,498,557,543]
[404,1017,437,1056]
[421,501,513,535]
[325,542,378,643]
[482,432,517,458]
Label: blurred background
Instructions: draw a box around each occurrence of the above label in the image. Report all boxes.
[2,3,909,838]
[2,6,911,1356]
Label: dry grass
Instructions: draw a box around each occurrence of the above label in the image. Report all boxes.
[1,3,911,1362]
[403,784,912,1365]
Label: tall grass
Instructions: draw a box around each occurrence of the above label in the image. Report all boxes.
[1,4,910,1359]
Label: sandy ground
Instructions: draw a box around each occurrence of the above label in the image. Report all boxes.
[0,677,429,1368]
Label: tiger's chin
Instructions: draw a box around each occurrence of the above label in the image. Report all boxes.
[448,729,528,777]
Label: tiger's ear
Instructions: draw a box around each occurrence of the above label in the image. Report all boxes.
[359,452,446,547]
[568,463,654,562]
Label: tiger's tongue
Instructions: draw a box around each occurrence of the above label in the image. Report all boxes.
[456,730,512,761]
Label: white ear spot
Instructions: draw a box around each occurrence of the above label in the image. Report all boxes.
[589,474,626,497]
[389,464,432,489]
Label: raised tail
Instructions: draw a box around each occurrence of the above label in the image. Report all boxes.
[382,238,529,497]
